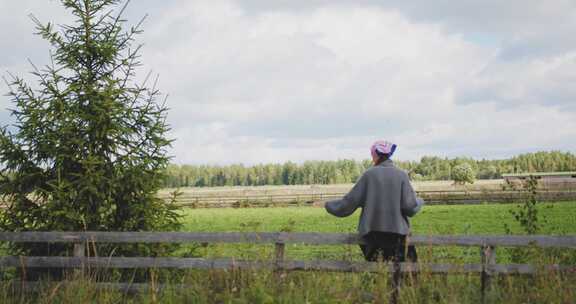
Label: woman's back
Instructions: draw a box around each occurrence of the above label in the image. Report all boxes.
[325,159,418,236]
[325,140,423,262]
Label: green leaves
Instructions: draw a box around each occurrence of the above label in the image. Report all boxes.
[452,163,476,185]
[509,176,544,235]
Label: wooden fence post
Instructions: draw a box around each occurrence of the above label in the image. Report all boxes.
[390,261,401,304]
[274,243,285,268]
[480,245,496,303]
[74,242,85,277]
[274,242,285,279]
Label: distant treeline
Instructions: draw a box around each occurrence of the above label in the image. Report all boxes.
[163,151,576,188]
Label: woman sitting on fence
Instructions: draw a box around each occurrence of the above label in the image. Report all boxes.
[325,140,423,262]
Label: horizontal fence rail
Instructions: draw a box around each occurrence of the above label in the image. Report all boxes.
[1,257,575,275]
[1,232,576,248]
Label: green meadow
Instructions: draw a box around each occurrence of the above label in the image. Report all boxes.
[180,201,576,263]
[181,201,576,235]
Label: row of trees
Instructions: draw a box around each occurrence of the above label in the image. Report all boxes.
[163,151,576,188]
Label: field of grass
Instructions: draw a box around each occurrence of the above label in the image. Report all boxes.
[181,201,576,234]
[180,201,576,263]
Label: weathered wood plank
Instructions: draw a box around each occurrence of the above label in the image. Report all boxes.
[485,263,576,274]
[12,281,185,293]
[0,232,365,245]
[480,245,496,303]
[1,232,575,248]
[73,243,85,257]
[274,243,285,270]
[410,235,576,248]
[0,256,248,269]
[1,257,575,274]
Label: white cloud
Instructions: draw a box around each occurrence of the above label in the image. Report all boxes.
[1,0,575,165]
[459,51,576,110]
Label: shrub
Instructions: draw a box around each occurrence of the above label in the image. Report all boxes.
[452,163,476,185]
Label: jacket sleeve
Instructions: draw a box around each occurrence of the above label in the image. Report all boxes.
[325,173,368,217]
[401,175,422,217]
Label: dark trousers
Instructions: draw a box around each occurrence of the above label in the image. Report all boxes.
[360,231,417,262]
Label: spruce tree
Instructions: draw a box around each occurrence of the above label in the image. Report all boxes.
[0,0,181,259]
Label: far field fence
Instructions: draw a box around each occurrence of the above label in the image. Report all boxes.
[160,181,576,207]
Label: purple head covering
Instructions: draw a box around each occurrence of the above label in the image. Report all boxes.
[370,140,397,158]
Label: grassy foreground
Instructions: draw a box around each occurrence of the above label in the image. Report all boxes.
[3,269,575,304]
[2,202,575,303]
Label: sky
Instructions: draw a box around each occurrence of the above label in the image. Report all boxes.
[1,0,576,165]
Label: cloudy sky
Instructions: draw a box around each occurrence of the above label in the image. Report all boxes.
[1,0,576,165]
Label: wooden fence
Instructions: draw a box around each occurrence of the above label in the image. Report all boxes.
[164,189,576,208]
[1,232,575,302]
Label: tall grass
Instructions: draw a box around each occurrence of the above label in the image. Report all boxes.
[1,264,574,303]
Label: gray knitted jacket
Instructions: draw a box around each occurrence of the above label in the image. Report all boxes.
[325,159,423,236]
